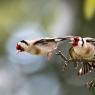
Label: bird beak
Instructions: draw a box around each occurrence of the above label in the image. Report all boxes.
[69,41,73,44]
[68,38,74,44]
[16,50,20,54]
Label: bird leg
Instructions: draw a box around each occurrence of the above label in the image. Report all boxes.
[56,51,68,70]
[85,80,95,90]
[56,51,68,61]
[56,51,95,89]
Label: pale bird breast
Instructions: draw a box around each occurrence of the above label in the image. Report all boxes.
[73,43,95,59]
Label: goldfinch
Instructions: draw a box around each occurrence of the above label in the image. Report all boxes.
[68,36,95,75]
[16,37,70,58]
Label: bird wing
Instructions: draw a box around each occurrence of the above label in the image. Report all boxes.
[78,62,93,76]
[84,37,95,46]
[33,36,73,51]
[33,38,64,52]
[85,37,95,42]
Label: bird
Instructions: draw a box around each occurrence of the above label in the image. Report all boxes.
[16,36,95,74]
[16,37,71,58]
[68,36,95,75]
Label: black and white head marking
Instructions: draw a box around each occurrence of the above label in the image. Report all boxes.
[81,38,84,47]
[20,40,28,46]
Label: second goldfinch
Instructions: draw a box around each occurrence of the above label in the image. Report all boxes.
[68,36,95,75]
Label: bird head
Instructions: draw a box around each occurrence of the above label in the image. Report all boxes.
[69,36,82,47]
[16,40,29,53]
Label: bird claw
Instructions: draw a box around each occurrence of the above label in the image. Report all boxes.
[56,50,95,89]
[56,51,62,55]
[56,51,68,71]
[85,80,95,90]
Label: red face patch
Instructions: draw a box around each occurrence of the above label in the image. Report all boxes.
[72,37,79,47]
[16,44,24,51]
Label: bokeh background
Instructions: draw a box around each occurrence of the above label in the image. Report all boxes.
[0,0,95,95]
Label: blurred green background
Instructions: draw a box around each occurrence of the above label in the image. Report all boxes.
[0,0,95,95]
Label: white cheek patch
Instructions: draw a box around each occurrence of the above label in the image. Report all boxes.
[78,41,83,47]
[18,42,28,50]
[21,43,28,49]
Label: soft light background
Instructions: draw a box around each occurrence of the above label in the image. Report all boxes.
[0,0,95,95]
